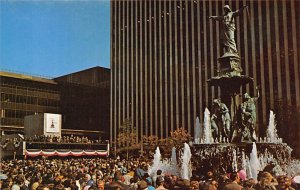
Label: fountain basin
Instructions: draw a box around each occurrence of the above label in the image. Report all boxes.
[191,142,292,176]
[208,75,253,87]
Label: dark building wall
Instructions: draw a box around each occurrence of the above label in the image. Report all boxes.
[57,83,110,139]
[55,67,110,139]
[55,66,110,88]
[111,0,300,156]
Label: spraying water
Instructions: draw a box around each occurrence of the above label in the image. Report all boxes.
[250,142,261,180]
[171,147,178,167]
[148,147,180,177]
[181,143,192,180]
[246,156,253,179]
[266,110,279,143]
[203,108,212,143]
[148,147,162,177]
[194,117,201,144]
[232,149,238,172]
[241,151,248,175]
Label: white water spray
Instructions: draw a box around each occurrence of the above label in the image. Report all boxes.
[148,147,180,177]
[171,147,178,167]
[266,110,280,143]
[203,108,213,143]
[250,142,261,180]
[232,149,238,172]
[148,147,162,177]
[194,117,201,144]
[181,143,192,180]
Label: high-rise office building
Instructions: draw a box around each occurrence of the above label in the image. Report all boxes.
[111,1,300,156]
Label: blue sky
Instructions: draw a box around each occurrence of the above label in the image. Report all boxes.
[0,0,110,78]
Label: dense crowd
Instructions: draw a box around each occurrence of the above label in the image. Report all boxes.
[0,157,299,190]
[0,135,103,149]
[24,135,100,144]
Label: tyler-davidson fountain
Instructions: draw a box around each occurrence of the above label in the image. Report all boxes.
[191,4,295,178]
[148,5,299,180]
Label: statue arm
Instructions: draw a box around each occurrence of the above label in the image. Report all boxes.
[211,114,217,119]
[232,5,248,17]
[254,86,260,101]
[209,16,223,21]
[220,104,229,113]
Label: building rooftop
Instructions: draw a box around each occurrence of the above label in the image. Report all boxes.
[0,71,57,85]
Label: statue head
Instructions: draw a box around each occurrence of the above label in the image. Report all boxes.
[213,99,221,105]
[243,93,251,100]
[224,5,232,13]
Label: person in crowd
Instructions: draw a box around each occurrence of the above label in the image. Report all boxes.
[203,184,218,190]
[152,170,163,188]
[123,169,133,186]
[31,177,42,190]
[242,178,256,190]
[110,171,130,190]
[223,172,243,190]
[96,179,105,190]
[1,179,12,190]
[255,172,277,190]
[137,180,148,190]
[11,175,24,190]
[277,176,295,190]
[135,164,147,180]
[155,176,167,190]
[129,177,139,190]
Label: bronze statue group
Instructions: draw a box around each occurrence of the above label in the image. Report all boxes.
[210,91,259,143]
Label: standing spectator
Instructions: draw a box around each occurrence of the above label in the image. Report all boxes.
[242,178,256,190]
[223,172,243,190]
[152,170,163,188]
[138,180,148,190]
[255,172,277,190]
[277,176,295,190]
[96,180,105,190]
[31,177,42,190]
[155,176,167,190]
[123,170,133,186]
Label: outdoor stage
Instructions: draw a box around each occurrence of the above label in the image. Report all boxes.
[1,140,109,158]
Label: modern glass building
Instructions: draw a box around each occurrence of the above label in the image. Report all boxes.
[0,71,60,132]
[0,67,110,139]
[111,0,300,156]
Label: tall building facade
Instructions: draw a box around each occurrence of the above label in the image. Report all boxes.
[111,1,300,155]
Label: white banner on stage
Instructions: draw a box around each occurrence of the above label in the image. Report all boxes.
[44,113,61,133]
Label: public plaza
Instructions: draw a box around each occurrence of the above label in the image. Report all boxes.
[1,0,300,190]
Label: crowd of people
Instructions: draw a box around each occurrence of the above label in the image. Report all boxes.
[0,135,103,149]
[24,135,101,144]
[0,157,299,190]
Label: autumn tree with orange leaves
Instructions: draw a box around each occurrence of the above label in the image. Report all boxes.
[116,118,139,159]
[143,127,192,158]
[170,127,192,149]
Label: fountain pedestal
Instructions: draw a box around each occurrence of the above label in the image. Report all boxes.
[208,53,253,133]
[218,53,242,76]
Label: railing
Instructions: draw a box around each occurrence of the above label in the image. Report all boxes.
[25,141,107,150]
[1,141,109,158]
